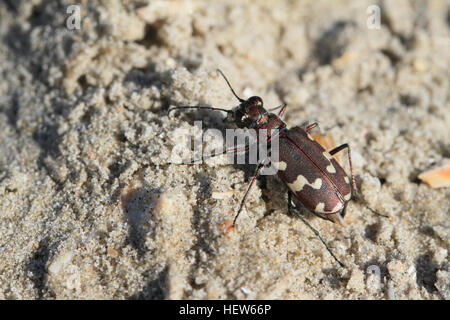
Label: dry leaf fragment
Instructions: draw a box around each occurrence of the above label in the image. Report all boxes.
[418,160,450,188]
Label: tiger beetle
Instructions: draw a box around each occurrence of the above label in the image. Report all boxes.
[168,69,388,267]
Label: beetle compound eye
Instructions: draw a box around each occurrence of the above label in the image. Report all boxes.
[256,98,263,107]
[247,96,263,107]
[249,96,263,107]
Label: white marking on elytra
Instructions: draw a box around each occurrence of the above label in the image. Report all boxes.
[272,161,287,171]
[307,133,315,141]
[315,202,325,213]
[326,163,336,173]
[287,175,322,192]
[344,176,350,184]
[322,151,336,173]
[344,192,352,201]
[330,202,343,213]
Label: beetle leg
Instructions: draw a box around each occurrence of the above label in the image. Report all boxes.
[305,122,318,132]
[276,104,287,118]
[329,143,388,218]
[169,144,251,165]
[352,191,389,218]
[232,161,264,226]
[329,143,357,192]
[267,103,287,118]
[287,192,345,267]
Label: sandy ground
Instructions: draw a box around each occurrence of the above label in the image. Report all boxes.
[0,0,448,299]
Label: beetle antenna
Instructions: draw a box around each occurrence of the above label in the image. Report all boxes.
[217,69,245,103]
[168,105,233,116]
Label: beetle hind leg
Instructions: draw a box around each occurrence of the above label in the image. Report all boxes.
[287,192,345,267]
[352,190,389,218]
[328,143,356,193]
[329,143,389,219]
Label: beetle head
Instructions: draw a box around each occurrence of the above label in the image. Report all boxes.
[229,96,266,128]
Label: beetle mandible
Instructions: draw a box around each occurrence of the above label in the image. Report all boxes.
[168,70,388,267]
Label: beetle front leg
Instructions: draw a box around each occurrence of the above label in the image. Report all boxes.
[329,143,388,218]
[169,144,251,165]
[232,161,264,226]
[287,192,345,267]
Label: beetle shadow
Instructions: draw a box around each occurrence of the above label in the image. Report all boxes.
[25,237,58,299]
[124,64,173,90]
[123,65,175,114]
[168,104,259,181]
[322,267,345,290]
[185,171,224,293]
[168,103,233,135]
[120,181,161,258]
[313,20,357,66]
[128,266,168,300]
[415,254,438,293]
